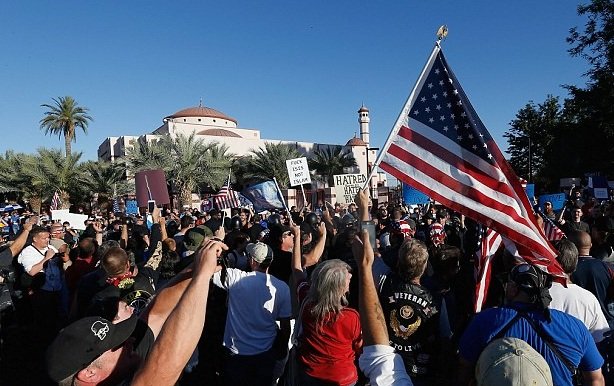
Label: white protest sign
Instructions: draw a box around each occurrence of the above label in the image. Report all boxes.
[51,210,90,230]
[286,157,311,187]
[333,173,367,204]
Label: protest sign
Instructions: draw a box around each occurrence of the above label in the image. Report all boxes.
[524,184,535,201]
[538,193,566,211]
[285,157,311,187]
[125,200,139,215]
[51,210,89,230]
[333,173,367,204]
[135,169,170,207]
[402,184,430,205]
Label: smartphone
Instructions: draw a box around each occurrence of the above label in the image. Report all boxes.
[147,200,156,213]
[360,221,378,251]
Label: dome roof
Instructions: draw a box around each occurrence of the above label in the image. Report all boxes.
[197,128,242,138]
[165,106,237,124]
[346,136,367,147]
[358,105,369,113]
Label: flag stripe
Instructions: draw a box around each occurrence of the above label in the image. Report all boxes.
[380,159,554,261]
[376,46,563,280]
[474,228,502,312]
[395,124,522,205]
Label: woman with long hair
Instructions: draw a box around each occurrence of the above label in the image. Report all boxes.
[296,258,362,386]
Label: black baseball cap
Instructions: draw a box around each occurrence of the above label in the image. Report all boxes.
[46,315,138,382]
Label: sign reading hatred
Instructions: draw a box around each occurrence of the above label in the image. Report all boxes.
[286,157,312,186]
[333,173,367,204]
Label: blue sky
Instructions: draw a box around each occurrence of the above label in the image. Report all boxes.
[0,1,589,161]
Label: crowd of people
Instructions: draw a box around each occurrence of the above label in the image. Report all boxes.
[0,186,613,385]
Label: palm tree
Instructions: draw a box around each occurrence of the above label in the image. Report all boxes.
[126,134,233,207]
[308,145,357,187]
[40,96,93,157]
[81,161,132,212]
[166,133,232,205]
[125,137,173,174]
[18,148,84,211]
[242,142,303,188]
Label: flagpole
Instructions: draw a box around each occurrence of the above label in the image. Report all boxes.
[273,177,292,218]
[361,42,442,190]
[221,169,232,228]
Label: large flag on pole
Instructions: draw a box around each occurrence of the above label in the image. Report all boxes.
[373,43,564,281]
[50,190,61,210]
[242,180,286,212]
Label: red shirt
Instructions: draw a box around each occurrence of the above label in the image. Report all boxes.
[297,282,362,386]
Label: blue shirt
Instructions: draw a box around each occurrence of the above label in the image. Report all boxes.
[459,304,603,386]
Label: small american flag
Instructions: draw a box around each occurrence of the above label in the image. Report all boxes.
[50,190,61,210]
[376,44,565,282]
[113,197,121,213]
[212,184,240,210]
[540,212,565,241]
[474,227,502,313]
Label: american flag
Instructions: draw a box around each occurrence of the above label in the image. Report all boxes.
[474,227,502,312]
[212,184,240,210]
[377,45,564,281]
[50,190,61,210]
[113,197,121,213]
[539,212,565,241]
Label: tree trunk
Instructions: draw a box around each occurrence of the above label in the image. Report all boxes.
[65,131,72,158]
[29,196,42,214]
[179,186,192,209]
[60,190,71,210]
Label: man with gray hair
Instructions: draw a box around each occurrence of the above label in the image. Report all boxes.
[549,239,610,342]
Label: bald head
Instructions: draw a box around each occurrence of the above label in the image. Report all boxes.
[569,230,592,255]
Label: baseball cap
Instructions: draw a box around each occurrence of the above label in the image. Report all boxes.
[46,314,138,382]
[245,242,274,263]
[476,337,553,386]
[183,225,213,251]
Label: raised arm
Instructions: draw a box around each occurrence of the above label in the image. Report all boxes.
[132,239,227,386]
[8,220,33,257]
[352,227,388,346]
[302,222,326,268]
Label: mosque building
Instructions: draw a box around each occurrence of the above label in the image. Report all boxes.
[97,103,386,204]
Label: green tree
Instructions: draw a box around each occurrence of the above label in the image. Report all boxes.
[125,134,233,206]
[504,96,563,187]
[242,142,303,187]
[308,145,357,187]
[19,148,84,211]
[165,133,232,205]
[564,0,614,176]
[40,96,93,158]
[81,160,132,212]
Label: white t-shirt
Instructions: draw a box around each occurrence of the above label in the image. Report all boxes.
[17,244,58,273]
[549,281,610,342]
[213,268,291,355]
[359,345,413,386]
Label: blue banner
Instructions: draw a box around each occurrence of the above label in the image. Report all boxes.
[402,184,430,205]
[125,200,139,215]
[242,181,285,212]
[538,193,566,211]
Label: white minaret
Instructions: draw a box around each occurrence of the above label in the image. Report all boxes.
[358,105,370,146]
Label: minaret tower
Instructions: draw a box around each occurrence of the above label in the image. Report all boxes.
[358,105,370,146]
